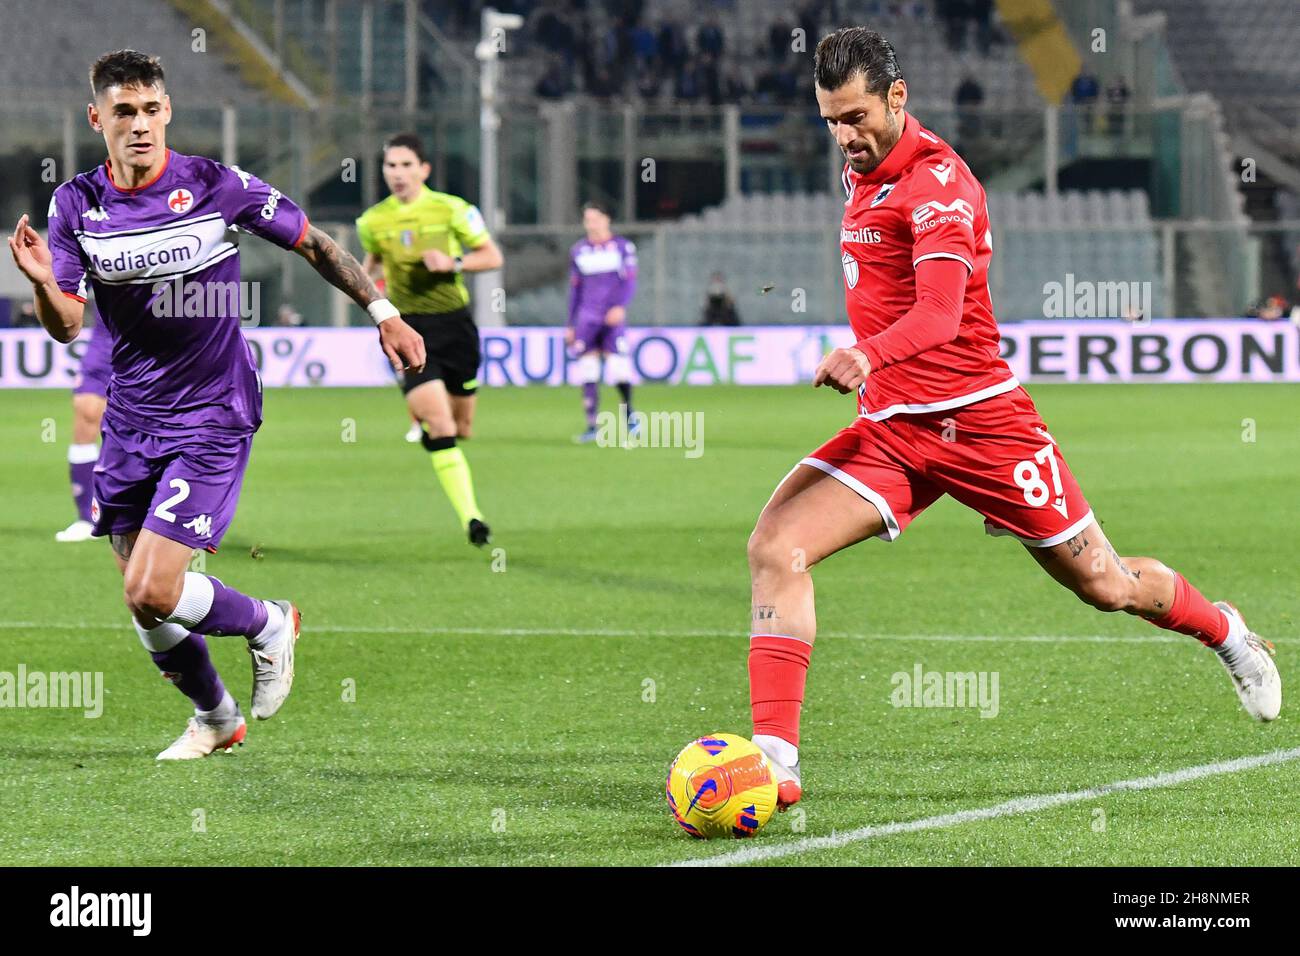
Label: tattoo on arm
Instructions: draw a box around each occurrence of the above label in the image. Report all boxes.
[1066,534,1088,558]
[295,225,379,308]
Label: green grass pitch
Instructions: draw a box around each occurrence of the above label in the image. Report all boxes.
[0,382,1296,866]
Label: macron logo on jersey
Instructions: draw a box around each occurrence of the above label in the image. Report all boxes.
[929,162,955,187]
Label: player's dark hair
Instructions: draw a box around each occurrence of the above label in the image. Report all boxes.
[382,133,427,163]
[814,28,903,97]
[582,200,611,217]
[89,50,165,98]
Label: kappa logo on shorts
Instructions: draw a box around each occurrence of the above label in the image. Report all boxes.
[182,514,213,538]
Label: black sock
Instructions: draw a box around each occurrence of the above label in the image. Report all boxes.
[617,382,632,415]
[421,433,456,453]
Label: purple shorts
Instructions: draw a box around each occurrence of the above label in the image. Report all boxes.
[572,320,628,356]
[91,419,252,551]
[73,330,112,397]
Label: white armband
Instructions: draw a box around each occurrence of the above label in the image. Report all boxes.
[366,298,400,325]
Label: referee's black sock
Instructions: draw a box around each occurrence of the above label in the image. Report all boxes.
[421,432,456,453]
[616,382,633,417]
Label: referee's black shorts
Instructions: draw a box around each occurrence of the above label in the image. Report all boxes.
[397,307,481,396]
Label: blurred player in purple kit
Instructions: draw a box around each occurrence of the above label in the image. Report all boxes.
[8,50,425,759]
[566,201,638,443]
[57,312,112,542]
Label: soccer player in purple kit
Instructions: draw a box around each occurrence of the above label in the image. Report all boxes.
[566,201,638,443]
[8,50,425,760]
[57,311,112,542]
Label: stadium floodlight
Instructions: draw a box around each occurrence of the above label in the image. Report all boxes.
[473,8,523,327]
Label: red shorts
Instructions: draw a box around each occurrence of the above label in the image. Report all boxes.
[803,387,1093,547]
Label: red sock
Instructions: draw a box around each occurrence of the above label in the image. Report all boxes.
[749,635,812,746]
[1150,573,1228,646]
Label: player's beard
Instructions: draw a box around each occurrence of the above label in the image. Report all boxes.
[845,109,902,176]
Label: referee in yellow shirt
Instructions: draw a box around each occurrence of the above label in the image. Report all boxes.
[357,133,503,546]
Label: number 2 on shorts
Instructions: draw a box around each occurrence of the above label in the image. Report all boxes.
[154,478,191,523]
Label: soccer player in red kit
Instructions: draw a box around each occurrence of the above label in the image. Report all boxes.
[746,28,1281,807]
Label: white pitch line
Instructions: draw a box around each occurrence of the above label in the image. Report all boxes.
[668,746,1300,867]
[0,620,1182,644]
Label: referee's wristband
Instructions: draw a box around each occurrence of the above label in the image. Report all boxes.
[366,298,400,326]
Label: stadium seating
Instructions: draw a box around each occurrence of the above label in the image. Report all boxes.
[445,0,1040,110]
[507,188,1167,326]
[0,0,255,104]
[1129,0,1300,103]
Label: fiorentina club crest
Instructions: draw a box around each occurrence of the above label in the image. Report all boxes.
[167,188,194,213]
[90,498,100,523]
[841,251,859,289]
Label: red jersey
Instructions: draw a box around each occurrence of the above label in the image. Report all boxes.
[840,112,1016,420]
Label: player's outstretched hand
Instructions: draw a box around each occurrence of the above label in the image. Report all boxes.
[379,316,427,373]
[812,346,871,394]
[8,214,53,287]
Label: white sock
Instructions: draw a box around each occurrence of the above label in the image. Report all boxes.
[167,572,215,628]
[1214,609,1249,665]
[753,733,799,768]
[248,601,285,650]
[68,443,99,464]
[133,619,188,652]
[197,690,238,724]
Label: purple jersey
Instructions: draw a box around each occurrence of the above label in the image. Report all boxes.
[47,150,308,437]
[73,312,113,397]
[567,235,637,326]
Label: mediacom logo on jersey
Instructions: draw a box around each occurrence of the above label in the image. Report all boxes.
[910,199,974,234]
[89,235,203,276]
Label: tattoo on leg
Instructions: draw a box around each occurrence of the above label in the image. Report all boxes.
[1105,541,1140,579]
[752,605,777,623]
[1066,534,1088,558]
[110,534,134,562]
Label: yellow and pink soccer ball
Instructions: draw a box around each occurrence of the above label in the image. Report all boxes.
[665,733,779,839]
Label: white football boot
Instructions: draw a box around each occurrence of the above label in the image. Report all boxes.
[405,421,423,443]
[55,519,95,542]
[1213,602,1281,721]
[249,601,301,720]
[156,711,247,760]
[753,738,803,810]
